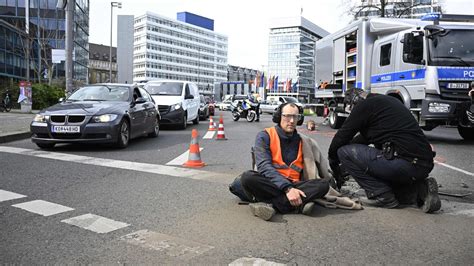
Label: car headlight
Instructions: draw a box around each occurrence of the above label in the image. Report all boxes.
[91,114,118,123]
[172,104,181,111]
[33,114,49,122]
[428,102,450,113]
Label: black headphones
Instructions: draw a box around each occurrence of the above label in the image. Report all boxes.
[272,102,304,125]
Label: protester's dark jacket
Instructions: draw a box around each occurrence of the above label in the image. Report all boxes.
[328,94,434,165]
[255,125,331,191]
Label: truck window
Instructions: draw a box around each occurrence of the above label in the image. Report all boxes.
[185,84,191,96]
[380,43,392,66]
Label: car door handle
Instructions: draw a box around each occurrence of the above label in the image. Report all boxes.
[399,75,405,79]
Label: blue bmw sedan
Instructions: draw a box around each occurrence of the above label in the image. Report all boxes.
[30,84,160,149]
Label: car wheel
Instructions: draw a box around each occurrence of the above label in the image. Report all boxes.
[148,116,159,138]
[180,113,187,129]
[192,113,199,125]
[36,143,55,149]
[115,119,130,148]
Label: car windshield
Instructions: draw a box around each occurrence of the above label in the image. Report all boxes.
[145,82,183,96]
[428,29,474,67]
[68,85,130,101]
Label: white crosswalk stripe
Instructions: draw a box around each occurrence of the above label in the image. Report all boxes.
[62,213,129,234]
[12,200,74,216]
[0,189,26,202]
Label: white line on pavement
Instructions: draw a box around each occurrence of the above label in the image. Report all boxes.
[0,189,27,202]
[12,200,74,216]
[166,147,203,165]
[435,160,474,177]
[202,131,215,139]
[62,213,129,233]
[0,146,232,183]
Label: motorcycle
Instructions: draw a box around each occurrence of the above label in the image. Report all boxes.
[231,99,258,122]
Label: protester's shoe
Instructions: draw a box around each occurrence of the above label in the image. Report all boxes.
[360,192,399,209]
[300,202,315,216]
[255,118,260,122]
[249,202,275,221]
[417,177,441,213]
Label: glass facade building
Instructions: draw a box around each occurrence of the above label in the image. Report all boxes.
[132,11,228,90]
[268,17,329,102]
[0,0,89,85]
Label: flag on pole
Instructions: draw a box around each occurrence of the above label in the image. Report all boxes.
[260,72,265,88]
[292,81,298,92]
[274,76,278,92]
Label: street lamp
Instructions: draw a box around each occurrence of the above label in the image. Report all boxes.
[110,1,122,83]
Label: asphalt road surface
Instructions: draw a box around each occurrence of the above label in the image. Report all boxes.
[1,111,473,264]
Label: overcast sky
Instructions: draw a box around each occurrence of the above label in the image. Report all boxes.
[89,0,474,71]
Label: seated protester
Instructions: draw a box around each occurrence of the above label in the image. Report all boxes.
[239,103,332,221]
[328,88,441,213]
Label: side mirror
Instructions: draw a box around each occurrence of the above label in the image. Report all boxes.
[185,94,194,99]
[134,97,147,104]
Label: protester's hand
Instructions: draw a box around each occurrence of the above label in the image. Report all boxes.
[286,188,306,207]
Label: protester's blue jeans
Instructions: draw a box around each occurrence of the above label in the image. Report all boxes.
[337,144,432,198]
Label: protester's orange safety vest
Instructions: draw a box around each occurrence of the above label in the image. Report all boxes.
[265,127,304,183]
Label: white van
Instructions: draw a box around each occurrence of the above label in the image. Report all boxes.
[144,80,200,129]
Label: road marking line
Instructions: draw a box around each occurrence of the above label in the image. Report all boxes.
[0,189,27,202]
[166,147,203,165]
[62,213,129,233]
[435,160,474,177]
[12,200,74,216]
[121,229,214,259]
[203,131,215,139]
[0,146,232,182]
[229,257,285,265]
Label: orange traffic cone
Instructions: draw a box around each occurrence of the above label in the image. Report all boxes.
[216,115,227,140]
[183,129,206,168]
[208,116,216,131]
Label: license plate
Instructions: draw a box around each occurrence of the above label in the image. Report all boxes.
[51,125,80,133]
[447,83,470,89]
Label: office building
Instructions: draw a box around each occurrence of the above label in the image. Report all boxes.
[0,0,89,86]
[267,16,329,102]
[88,43,117,84]
[128,11,228,90]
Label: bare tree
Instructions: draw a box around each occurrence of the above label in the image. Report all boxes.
[344,0,443,20]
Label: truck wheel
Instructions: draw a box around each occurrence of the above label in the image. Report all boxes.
[192,114,199,125]
[457,125,474,141]
[329,109,345,129]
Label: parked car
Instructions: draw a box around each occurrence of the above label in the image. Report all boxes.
[260,96,303,114]
[217,100,232,111]
[144,80,200,129]
[199,95,209,120]
[30,83,160,149]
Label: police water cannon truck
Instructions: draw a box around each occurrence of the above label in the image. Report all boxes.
[314,13,474,140]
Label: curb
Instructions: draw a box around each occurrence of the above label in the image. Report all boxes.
[0,131,32,144]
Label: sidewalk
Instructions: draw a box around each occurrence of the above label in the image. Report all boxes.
[0,109,38,144]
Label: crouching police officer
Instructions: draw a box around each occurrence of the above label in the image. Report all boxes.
[328,88,441,213]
